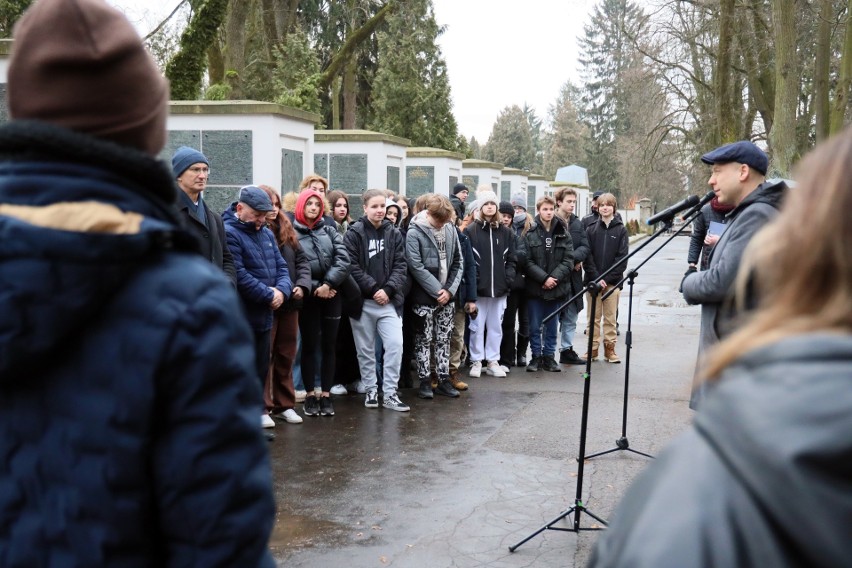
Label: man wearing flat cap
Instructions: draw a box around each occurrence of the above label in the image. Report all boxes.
[173,146,236,285]
[681,140,787,409]
[223,186,292,432]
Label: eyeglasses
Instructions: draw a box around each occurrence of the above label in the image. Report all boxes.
[188,166,210,175]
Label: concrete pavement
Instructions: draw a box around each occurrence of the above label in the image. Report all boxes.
[267,235,700,567]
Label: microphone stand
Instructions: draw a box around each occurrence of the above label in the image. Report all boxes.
[585,208,703,461]
[509,206,705,551]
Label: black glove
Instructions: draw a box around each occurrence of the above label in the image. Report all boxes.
[679,266,697,293]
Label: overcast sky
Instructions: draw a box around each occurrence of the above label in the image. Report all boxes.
[109,0,597,142]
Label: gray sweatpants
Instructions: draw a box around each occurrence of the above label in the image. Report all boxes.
[350,299,403,396]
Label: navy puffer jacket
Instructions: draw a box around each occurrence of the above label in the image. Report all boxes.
[0,121,275,567]
[223,203,292,331]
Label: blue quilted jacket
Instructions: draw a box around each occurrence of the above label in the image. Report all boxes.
[0,121,275,567]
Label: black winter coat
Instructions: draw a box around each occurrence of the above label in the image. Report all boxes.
[584,216,629,288]
[464,220,517,298]
[688,202,731,271]
[456,228,478,304]
[278,239,312,312]
[344,217,409,318]
[0,121,275,567]
[176,190,236,286]
[562,213,590,309]
[522,216,575,300]
[293,217,351,292]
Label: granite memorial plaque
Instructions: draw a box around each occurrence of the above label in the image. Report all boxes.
[501,181,511,201]
[281,149,303,193]
[406,165,435,198]
[387,166,400,192]
[329,154,367,193]
[348,193,365,221]
[204,131,252,186]
[462,175,479,189]
[492,183,498,192]
[0,85,8,124]
[314,154,329,178]
[527,186,536,209]
[161,130,202,164]
[449,176,458,193]
[203,187,238,218]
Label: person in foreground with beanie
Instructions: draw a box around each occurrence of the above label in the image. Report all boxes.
[172,145,237,285]
[0,1,276,566]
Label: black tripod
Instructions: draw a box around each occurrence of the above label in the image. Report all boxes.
[586,209,703,461]
[509,282,608,551]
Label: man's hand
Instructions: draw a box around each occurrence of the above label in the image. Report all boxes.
[464,301,477,314]
[704,234,720,247]
[679,266,697,293]
[436,289,451,305]
[373,289,390,305]
[270,288,284,309]
[543,276,558,290]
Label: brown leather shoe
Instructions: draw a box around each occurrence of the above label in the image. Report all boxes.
[604,342,620,363]
[449,370,469,391]
[583,348,599,361]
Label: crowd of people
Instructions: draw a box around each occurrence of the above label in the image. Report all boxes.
[175,151,633,436]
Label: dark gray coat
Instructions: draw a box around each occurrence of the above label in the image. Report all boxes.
[589,334,852,568]
[405,216,463,306]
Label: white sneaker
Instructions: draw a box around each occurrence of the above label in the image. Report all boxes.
[278,408,303,424]
[469,361,482,378]
[499,364,511,374]
[485,361,506,377]
[330,384,348,395]
[261,414,275,428]
[347,380,367,394]
[295,390,307,403]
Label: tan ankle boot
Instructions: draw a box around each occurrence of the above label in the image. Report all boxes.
[583,347,599,361]
[449,370,469,391]
[604,342,620,363]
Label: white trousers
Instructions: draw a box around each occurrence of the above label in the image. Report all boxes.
[468,295,507,363]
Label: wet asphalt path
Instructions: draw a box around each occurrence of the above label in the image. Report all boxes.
[267,235,699,567]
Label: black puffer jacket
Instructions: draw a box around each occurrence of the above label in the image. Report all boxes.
[563,213,590,309]
[344,217,409,317]
[464,219,517,298]
[584,216,628,288]
[292,217,350,292]
[590,334,852,568]
[522,216,575,300]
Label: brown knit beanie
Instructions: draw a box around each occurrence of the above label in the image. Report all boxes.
[8,0,169,156]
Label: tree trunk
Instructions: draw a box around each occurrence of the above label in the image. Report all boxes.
[332,76,341,130]
[715,0,736,144]
[207,42,225,86]
[223,0,251,99]
[166,0,232,100]
[830,0,852,134]
[769,0,798,176]
[342,57,358,129]
[260,0,279,62]
[814,0,832,141]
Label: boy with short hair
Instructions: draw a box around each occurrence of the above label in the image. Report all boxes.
[344,189,410,411]
[522,195,575,372]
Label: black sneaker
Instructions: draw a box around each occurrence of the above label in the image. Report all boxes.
[434,380,460,398]
[383,393,410,412]
[365,390,379,408]
[418,383,434,399]
[540,356,562,372]
[526,356,540,372]
[303,396,320,416]
[559,349,587,365]
[516,354,527,367]
[319,397,335,416]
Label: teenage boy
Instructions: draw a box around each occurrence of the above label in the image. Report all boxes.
[555,187,590,365]
[583,192,628,363]
[523,196,575,372]
[344,189,410,411]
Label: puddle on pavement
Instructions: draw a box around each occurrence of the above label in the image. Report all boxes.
[269,513,351,550]
[646,299,689,308]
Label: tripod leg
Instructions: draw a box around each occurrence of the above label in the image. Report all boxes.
[508,507,576,552]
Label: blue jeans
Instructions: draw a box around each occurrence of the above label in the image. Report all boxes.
[559,300,579,351]
[528,298,560,357]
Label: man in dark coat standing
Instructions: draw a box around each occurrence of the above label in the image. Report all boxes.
[0,0,276,565]
[450,182,469,223]
[173,146,236,285]
[681,141,786,409]
[555,186,590,365]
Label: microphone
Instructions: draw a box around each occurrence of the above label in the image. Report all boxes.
[646,194,700,225]
[679,190,715,221]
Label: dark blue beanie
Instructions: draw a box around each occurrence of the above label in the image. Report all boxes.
[172,146,208,178]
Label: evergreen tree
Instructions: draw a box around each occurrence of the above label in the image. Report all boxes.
[0,0,32,38]
[578,0,647,197]
[522,102,544,173]
[486,105,535,170]
[368,0,459,150]
[543,81,588,178]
